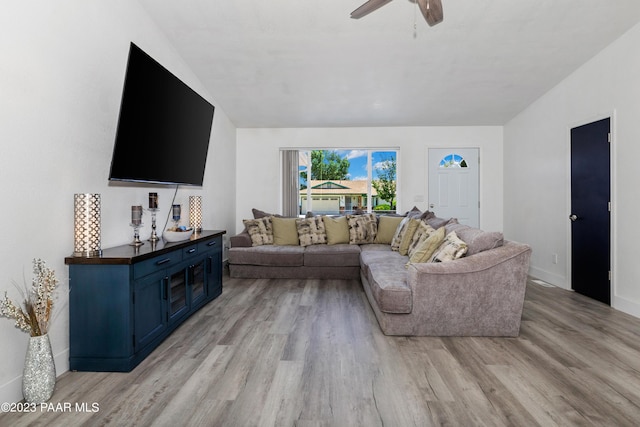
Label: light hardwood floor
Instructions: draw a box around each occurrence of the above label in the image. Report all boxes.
[3,274,640,426]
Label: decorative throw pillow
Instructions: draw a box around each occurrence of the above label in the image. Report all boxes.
[296,216,327,246]
[272,217,300,246]
[346,213,378,244]
[407,226,446,264]
[323,216,350,245]
[407,221,436,258]
[429,231,468,263]
[375,215,404,244]
[243,217,273,246]
[398,218,421,256]
[390,217,411,251]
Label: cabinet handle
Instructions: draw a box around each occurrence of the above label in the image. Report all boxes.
[208,256,212,274]
[187,248,196,254]
[163,277,169,300]
[207,241,217,247]
[156,258,171,266]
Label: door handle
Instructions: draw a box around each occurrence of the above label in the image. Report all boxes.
[569,214,578,222]
[429,203,435,209]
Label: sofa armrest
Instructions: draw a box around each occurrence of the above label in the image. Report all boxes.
[408,240,530,277]
[230,231,252,248]
[406,241,532,336]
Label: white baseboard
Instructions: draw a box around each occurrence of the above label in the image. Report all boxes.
[529,266,568,290]
[0,347,69,404]
[0,374,23,404]
[54,347,70,378]
[613,295,640,319]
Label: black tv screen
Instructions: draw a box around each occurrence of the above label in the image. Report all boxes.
[109,43,215,186]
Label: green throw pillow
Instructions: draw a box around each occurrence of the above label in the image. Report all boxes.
[398,218,420,256]
[323,216,350,245]
[375,216,404,244]
[272,217,300,246]
[407,221,436,258]
[408,226,446,264]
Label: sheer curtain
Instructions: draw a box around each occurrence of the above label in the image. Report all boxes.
[281,150,299,217]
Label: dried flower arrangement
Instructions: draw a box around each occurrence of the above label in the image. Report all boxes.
[0,259,59,337]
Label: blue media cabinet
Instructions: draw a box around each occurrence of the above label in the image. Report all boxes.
[65,230,226,372]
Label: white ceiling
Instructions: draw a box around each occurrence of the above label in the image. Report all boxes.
[137,0,640,128]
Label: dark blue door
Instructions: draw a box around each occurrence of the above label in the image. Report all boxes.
[570,118,610,305]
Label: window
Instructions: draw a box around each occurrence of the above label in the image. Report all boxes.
[438,153,468,168]
[293,149,398,216]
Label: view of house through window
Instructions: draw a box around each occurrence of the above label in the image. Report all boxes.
[298,149,397,216]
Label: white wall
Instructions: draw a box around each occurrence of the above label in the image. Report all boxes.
[504,22,640,316]
[0,0,236,403]
[236,126,503,233]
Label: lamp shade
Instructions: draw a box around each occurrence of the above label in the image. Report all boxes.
[189,196,202,231]
[73,193,101,257]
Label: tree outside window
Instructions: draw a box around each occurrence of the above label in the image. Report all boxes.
[298,149,397,215]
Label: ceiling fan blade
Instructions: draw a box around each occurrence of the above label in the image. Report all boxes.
[351,0,393,19]
[417,0,443,26]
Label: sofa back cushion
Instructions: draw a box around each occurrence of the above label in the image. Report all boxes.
[427,216,457,229]
[445,223,504,256]
[252,208,284,219]
[457,228,504,256]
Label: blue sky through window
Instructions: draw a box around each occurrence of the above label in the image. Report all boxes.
[336,150,396,180]
[299,150,396,188]
[439,153,466,168]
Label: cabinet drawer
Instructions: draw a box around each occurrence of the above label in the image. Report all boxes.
[198,236,222,253]
[182,244,199,259]
[134,253,181,279]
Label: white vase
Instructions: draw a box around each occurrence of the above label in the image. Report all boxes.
[22,333,56,403]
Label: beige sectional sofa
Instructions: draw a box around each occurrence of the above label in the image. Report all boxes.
[229,209,531,337]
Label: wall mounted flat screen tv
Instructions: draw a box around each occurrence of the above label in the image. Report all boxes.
[109,43,215,186]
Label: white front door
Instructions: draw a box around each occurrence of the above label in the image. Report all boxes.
[428,148,479,227]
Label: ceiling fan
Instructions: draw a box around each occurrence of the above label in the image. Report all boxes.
[351,0,443,26]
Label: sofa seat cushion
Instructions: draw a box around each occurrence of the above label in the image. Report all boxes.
[360,251,412,314]
[303,244,361,267]
[228,246,304,267]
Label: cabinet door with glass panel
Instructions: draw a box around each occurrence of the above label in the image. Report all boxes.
[167,263,189,324]
[188,257,207,311]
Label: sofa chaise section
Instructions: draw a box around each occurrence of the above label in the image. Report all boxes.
[361,240,531,336]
